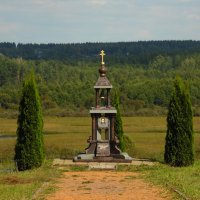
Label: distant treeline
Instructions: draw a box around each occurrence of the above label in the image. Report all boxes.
[0,40,200,117]
[1,40,200,65]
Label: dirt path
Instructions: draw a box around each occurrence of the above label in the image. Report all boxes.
[46,171,171,200]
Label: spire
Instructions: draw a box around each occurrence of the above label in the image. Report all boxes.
[95,50,112,88]
[100,50,106,65]
[99,50,107,77]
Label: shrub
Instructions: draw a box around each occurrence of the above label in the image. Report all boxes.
[113,91,125,151]
[123,135,135,157]
[14,72,44,171]
[164,77,194,167]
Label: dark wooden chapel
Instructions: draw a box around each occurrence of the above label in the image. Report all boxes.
[74,50,132,162]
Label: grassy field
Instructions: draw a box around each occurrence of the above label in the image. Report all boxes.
[118,161,200,200]
[0,117,200,161]
[0,161,61,200]
[0,116,200,199]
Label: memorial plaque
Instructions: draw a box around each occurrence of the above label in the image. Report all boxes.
[96,142,110,157]
[98,117,109,129]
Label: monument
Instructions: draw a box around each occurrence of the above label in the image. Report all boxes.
[74,50,132,162]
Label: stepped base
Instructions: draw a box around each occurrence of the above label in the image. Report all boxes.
[73,152,132,163]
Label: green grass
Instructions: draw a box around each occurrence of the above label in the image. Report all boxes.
[0,116,200,199]
[145,161,200,200]
[0,117,200,161]
[118,161,200,200]
[0,160,61,200]
[0,118,17,136]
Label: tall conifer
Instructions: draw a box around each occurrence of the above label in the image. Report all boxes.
[114,91,125,151]
[164,77,194,166]
[14,72,44,171]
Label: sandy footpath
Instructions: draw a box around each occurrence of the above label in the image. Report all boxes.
[46,171,171,200]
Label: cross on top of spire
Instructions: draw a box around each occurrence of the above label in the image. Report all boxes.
[100,50,106,65]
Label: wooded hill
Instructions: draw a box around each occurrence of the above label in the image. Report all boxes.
[0,40,200,117]
[1,40,200,64]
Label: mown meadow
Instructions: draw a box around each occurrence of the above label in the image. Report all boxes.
[1,116,200,162]
[0,116,200,199]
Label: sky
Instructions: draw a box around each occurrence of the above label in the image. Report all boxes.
[0,0,200,43]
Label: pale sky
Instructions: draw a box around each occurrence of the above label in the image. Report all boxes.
[0,0,200,43]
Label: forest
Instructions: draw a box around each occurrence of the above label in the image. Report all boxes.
[0,40,200,117]
[1,40,200,63]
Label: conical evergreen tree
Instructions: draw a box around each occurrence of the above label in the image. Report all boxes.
[14,71,44,171]
[164,77,194,167]
[113,91,125,151]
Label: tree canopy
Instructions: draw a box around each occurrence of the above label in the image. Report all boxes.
[0,41,200,116]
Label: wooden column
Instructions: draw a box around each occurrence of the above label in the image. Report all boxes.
[107,89,111,107]
[95,89,100,107]
[91,114,96,140]
[110,115,115,141]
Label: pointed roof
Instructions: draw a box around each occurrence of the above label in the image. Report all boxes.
[94,50,112,89]
[94,76,112,88]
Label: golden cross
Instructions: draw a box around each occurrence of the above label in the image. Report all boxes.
[100,50,106,64]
